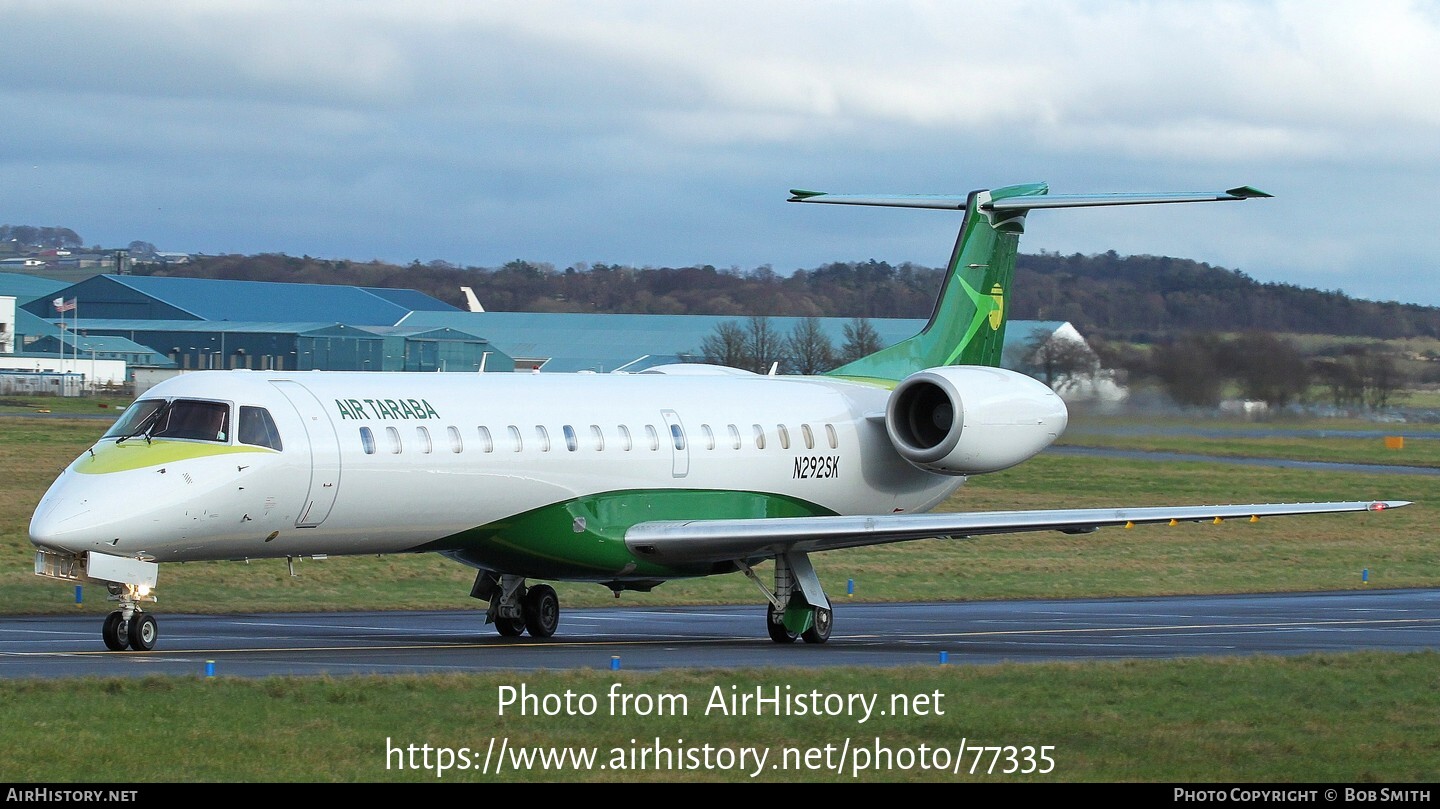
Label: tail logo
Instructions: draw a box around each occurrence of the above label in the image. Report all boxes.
[987,284,1005,330]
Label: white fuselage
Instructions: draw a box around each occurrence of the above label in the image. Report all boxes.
[32,367,1038,581]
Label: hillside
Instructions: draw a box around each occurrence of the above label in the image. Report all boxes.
[123,251,1440,341]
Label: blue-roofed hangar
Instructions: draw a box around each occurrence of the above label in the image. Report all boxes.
[20,274,458,325]
[18,276,515,374]
[9,272,1116,402]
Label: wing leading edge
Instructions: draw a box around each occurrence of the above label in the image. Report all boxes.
[625,500,1409,565]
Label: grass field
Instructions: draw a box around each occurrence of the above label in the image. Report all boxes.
[2,409,1436,783]
[1,655,1436,782]
[1055,432,1440,468]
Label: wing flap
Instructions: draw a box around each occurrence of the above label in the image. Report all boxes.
[624,500,1408,565]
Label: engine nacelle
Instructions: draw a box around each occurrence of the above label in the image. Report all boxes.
[884,366,1068,475]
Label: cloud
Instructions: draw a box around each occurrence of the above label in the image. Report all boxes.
[2,1,1439,304]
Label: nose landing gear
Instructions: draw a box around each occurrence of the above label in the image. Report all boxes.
[34,552,162,652]
[99,583,159,652]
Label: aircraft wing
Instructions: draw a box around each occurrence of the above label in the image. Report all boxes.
[624,500,1408,565]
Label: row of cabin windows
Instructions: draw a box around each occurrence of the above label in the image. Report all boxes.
[357,422,841,455]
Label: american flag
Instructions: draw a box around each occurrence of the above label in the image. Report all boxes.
[52,297,76,313]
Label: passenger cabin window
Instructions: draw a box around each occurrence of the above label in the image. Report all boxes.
[702,424,715,450]
[777,424,790,450]
[508,426,522,452]
[360,427,376,454]
[563,425,578,452]
[728,424,741,450]
[669,423,686,450]
[448,426,463,453]
[417,426,434,454]
[826,423,839,449]
[536,425,551,452]
[801,424,814,450]
[151,399,230,443]
[618,425,633,451]
[752,424,766,450]
[645,425,660,451]
[238,406,283,450]
[385,426,402,454]
[478,426,494,452]
[590,425,605,451]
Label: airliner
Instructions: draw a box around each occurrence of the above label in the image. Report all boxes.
[29,182,1409,652]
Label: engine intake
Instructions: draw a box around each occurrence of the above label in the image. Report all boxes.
[885,366,1068,475]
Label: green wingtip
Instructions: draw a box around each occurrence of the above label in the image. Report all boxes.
[788,189,824,200]
[1225,185,1274,198]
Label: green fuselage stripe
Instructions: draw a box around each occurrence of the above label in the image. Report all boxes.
[418,488,837,580]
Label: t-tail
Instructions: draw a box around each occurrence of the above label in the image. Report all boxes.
[789,183,1271,384]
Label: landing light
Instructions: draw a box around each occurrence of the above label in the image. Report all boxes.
[1368,502,1387,512]
[137,585,151,597]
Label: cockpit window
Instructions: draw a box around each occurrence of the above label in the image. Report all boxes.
[152,400,231,442]
[238,406,283,451]
[104,400,165,439]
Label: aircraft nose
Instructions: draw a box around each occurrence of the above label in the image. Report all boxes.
[29,489,95,553]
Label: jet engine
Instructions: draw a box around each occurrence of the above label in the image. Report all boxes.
[884,366,1068,475]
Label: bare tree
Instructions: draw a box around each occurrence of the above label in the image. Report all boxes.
[1019,331,1100,392]
[700,320,748,368]
[1360,351,1404,410]
[839,317,882,364]
[786,317,837,374]
[1314,346,1407,411]
[745,316,785,374]
[1152,335,1225,407]
[1222,332,1311,408]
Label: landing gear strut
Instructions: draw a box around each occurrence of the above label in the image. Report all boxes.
[471,572,560,638]
[745,551,833,644]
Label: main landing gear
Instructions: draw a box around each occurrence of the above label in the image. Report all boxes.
[471,572,560,639]
[745,551,833,645]
[99,584,159,652]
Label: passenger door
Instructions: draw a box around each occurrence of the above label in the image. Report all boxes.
[272,380,342,527]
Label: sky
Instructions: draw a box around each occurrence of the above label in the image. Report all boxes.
[3,1,1439,306]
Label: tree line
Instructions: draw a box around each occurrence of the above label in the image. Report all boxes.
[1,225,84,250]
[1087,332,1408,411]
[131,251,1440,341]
[697,316,882,374]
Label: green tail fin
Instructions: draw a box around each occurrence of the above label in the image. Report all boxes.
[787,183,1270,384]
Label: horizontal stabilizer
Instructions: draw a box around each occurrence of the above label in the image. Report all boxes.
[787,186,1271,211]
[626,500,1407,565]
[987,187,1272,211]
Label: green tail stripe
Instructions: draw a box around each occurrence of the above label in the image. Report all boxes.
[825,182,1046,382]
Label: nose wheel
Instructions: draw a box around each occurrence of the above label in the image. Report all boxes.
[100,609,158,652]
[102,611,128,651]
[97,579,160,652]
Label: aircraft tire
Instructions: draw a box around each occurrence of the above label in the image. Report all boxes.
[766,604,798,644]
[801,606,832,644]
[523,584,560,638]
[495,615,525,637]
[127,613,158,652]
[102,611,129,651]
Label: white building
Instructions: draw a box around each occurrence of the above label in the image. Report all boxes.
[0,295,14,354]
